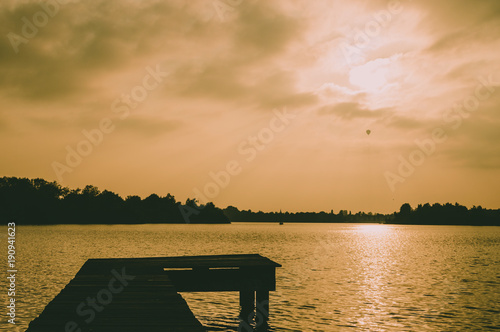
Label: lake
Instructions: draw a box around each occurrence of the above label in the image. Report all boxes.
[1,223,499,331]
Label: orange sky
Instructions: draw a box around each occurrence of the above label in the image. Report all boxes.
[1,0,500,213]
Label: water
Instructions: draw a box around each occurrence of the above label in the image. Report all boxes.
[1,223,499,331]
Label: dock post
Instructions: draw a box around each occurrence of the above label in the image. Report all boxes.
[239,290,255,325]
[255,290,269,331]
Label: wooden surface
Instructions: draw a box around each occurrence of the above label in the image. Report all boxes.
[85,254,282,269]
[26,259,206,332]
[26,254,280,332]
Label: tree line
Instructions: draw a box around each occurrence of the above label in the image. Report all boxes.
[388,202,500,226]
[1,177,498,225]
[223,206,386,223]
[0,177,228,224]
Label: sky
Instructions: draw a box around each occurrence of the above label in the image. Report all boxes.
[1,0,500,213]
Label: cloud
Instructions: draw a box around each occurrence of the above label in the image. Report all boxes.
[440,99,500,169]
[316,83,364,101]
[233,2,303,57]
[384,115,424,130]
[0,1,212,101]
[1,0,500,212]
[417,0,500,27]
[318,102,388,120]
[158,2,310,110]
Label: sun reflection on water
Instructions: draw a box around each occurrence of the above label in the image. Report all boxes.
[355,224,393,235]
[352,224,401,329]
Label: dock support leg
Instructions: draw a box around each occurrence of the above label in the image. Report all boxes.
[239,290,255,329]
[255,290,269,331]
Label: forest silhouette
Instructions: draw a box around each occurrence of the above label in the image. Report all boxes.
[387,202,500,226]
[0,177,228,224]
[0,177,498,225]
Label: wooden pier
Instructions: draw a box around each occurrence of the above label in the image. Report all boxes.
[26,254,281,332]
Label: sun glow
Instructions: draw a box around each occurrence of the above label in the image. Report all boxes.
[349,60,389,91]
[356,224,392,234]
[348,54,404,93]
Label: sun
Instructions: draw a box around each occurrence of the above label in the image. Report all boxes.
[349,59,390,91]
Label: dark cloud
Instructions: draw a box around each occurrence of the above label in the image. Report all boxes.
[171,61,248,100]
[0,0,308,113]
[426,23,500,55]
[0,1,203,101]
[418,0,500,26]
[233,2,302,57]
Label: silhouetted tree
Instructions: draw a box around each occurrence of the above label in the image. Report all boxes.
[2,176,498,225]
[0,177,228,224]
[390,202,500,226]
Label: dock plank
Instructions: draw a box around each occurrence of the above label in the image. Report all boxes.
[26,259,206,332]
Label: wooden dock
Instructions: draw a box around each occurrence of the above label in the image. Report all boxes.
[26,254,281,332]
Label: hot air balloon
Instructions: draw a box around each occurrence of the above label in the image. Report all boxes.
[366,130,371,135]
